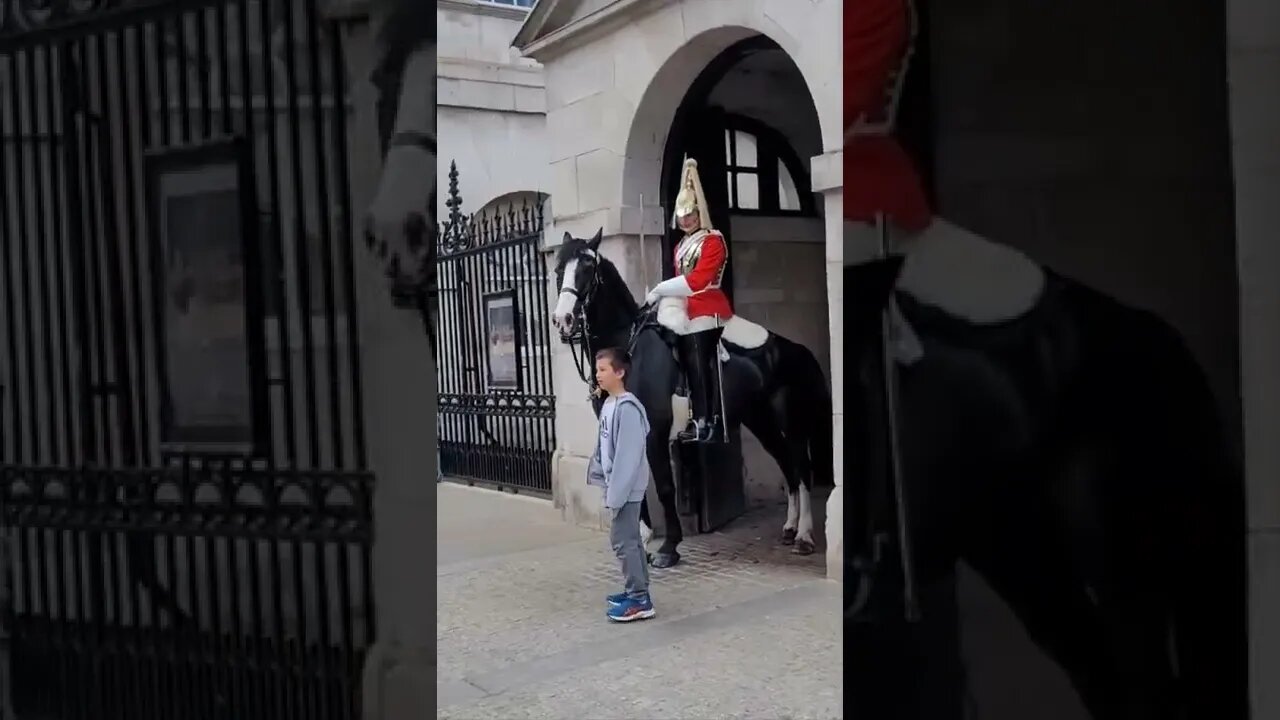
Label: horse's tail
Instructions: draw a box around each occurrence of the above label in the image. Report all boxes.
[1160,335,1247,720]
[1113,305,1247,719]
[790,338,834,487]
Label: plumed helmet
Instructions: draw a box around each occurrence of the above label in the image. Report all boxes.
[845,0,917,139]
[671,156,712,231]
[844,0,932,232]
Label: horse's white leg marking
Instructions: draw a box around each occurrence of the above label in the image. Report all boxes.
[551,257,578,325]
[669,394,689,442]
[784,490,800,532]
[797,485,814,543]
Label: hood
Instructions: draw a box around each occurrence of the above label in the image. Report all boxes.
[614,392,651,435]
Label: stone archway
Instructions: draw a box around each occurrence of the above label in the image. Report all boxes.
[621,22,839,216]
[619,20,839,574]
[522,1,844,579]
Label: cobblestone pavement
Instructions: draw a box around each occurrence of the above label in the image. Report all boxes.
[438,482,841,720]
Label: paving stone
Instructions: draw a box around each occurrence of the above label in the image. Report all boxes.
[437,483,841,719]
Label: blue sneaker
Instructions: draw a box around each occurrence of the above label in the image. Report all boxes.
[606,591,630,607]
[606,594,656,622]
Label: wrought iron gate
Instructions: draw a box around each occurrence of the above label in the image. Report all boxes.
[436,163,556,495]
[0,1,373,718]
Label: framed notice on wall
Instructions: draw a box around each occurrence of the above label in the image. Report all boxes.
[483,288,522,391]
[144,137,268,456]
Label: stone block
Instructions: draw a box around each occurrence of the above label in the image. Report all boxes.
[1250,530,1280,718]
[1236,171,1280,529]
[574,149,626,215]
[811,150,842,193]
[1229,1,1280,52]
[549,158,579,217]
[825,484,843,580]
[513,85,547,114]
[681,0,758,41]
[826,259,844,415]
[440,77,517,112]
[546,44,617,110]
[548,92,633,163]
[555,453,608,531]
[610,6,688,107]
[1228,50,1280,174]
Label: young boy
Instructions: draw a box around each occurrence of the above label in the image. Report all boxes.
[586,347,655,622]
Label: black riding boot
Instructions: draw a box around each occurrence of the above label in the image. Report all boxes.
[677,328,724,443]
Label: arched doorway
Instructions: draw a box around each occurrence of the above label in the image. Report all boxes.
[632,33,832,553]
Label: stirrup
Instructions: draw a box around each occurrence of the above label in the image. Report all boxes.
[677,416,720,444]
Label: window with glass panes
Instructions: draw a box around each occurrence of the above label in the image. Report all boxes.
[723,115,816,216]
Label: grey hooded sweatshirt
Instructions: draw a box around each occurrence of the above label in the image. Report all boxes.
[586,391,651,510]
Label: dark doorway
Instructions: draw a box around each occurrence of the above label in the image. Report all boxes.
[659,36,782,299]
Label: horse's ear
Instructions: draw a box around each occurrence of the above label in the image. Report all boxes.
[563,231,574,245]
[846,255,906,347]
[587,228,603,251]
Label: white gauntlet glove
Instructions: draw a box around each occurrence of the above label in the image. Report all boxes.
[646,276,693,306]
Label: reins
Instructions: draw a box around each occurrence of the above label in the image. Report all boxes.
[565,256,658,401]
[565,259,602,400]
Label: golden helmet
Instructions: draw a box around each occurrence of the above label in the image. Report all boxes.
[670,157,712,231]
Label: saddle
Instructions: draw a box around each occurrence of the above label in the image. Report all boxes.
[635,304,775,383]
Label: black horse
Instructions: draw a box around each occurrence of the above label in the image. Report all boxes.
[551,230,833,567]
[844,255,1247,719]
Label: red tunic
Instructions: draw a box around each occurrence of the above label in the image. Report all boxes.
[676,230,734,320]
[844,0,933,232]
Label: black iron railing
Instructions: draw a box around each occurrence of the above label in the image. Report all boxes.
[436,163,556,495]
[1,461,374,720]
[0,0,374,717]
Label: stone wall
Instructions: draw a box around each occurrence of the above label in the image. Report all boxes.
[523,1,843,576]
[731,215,829,506]
[1226,0,1280,717]
[437,1,548,215]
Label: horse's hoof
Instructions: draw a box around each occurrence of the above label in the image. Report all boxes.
[781,528,797,545]
[651,552,681,569]
[793,539,815,556]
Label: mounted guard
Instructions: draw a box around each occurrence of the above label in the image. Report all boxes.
[644,157,732,444]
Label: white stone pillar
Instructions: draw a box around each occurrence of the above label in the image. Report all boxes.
[812,150,844,580]
[547,204,665,531]
[1228,1,1280,716]
[327,12,436,720]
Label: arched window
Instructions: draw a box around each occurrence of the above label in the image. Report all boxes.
[723,115,817,216]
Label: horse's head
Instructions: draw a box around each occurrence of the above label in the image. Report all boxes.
[551,228,607,341]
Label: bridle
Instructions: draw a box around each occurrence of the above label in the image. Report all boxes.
[561,253,603,399]
[560,252,658,401]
